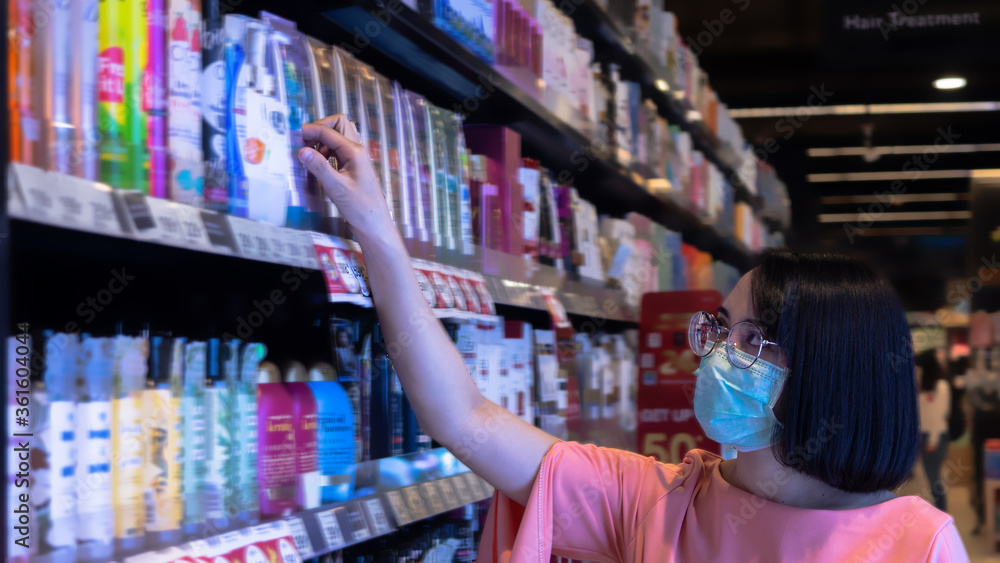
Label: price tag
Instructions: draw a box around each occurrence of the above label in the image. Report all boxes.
[419,481,446,515]
[175,204,213,249]
[141,196,186,244]
[200,210,238,252]
[402,485,428,521]
[463,473,486,499]
[316,509,346,550]
[342,503,372,542]
[450,474,473,505]
[363,498,392,535]
[264,224,291,265]
[228,216,265,260]
[285,517,314,560]
[435,478,460,510]
[51,174,122,234]
[281,228,316,269]
[383,490,411,526]
[13,164,57,222]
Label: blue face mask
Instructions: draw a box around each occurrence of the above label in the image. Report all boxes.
[693,347,790,452]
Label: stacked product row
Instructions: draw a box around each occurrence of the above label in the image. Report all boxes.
[447,320,639,441]
[4,317,428,563]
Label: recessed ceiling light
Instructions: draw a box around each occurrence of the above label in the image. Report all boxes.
[655,79,670,92]
[934,77,966,90]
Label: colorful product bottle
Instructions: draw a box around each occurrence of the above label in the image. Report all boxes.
[284,361,320,510]
[143,335,183,547]
[34,0,74,173]
[71,0,100,180]
[98,0,127,185]
[260,13,315,230]
[32,333,79,563]
[256,361,297,519]
[180,340,207,536]
[202,338,235,529]
[227,16,287,226]
[112,335,148,554]
[370,324,404,458]
[404,91,433,251]
[148,0,170,198]
[124,0,149,191]
[308,362,356,503]
[359,330,372,462]
[236,342,266,524]
[330,318,361,462]
[167,0,204,203]
[201,0,229,212]
[428,105,454,252]
[76,336,115,563]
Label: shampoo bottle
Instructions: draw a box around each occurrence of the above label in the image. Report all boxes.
[180,340,207,536]
[143,335,182,547]
[111,335,148,555]
[167,0,204,203]
[202,338,235,529]
[123,0,149,192]
[98,0,126,185]
[32,332,79,563]
[308,362,356,504]
[76,336,115,563]
[256,361,297,518]
[260,13,315,230]
[284,360,320,510]
[236,342,266,524]
[147,0,170,198]
[330,318,361,462]
[33,0,73,172]
[201,0,230,212]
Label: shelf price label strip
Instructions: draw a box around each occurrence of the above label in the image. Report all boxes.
[383,489,412,527]
[9,163,122,235]
[363,497,393,535]
[286,516,315,560]
[317,508,347,550]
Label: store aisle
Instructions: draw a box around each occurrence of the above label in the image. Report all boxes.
[900,461,999,561]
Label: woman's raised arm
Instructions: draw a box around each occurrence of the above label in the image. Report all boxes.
[298,115,558,505]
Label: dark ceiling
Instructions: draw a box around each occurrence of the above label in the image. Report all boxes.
[665,0,1000,310]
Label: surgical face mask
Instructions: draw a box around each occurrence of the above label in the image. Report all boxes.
[693,346,790,452]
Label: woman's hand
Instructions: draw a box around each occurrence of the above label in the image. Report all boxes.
[297,114,393,239]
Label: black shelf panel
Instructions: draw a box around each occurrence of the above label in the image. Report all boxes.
[231,0,755,271]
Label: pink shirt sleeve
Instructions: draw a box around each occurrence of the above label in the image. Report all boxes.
[927,522,970,562]
[476,441,692,563]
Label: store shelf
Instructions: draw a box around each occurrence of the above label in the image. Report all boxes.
[561,0,764,210]
[228,0,756,272]
[6,164,643,322]
[124,448,494,562]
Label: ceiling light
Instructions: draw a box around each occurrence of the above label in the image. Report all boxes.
[729,101,998,119]
[655,79,670,92]
[807,170,986,182]
[934,77,967,90]
[808,143,1000,157]
[817,211,971,223]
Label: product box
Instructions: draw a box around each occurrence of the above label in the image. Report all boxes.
[505,321,535,425]
[519,158,541,264]
[463,125,523,256]
[311,234,371,305]
[411,259,439,308]
[432,0,495,63]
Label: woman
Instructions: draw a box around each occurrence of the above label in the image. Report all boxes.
[297,115,968,561]
[916,348,952,512]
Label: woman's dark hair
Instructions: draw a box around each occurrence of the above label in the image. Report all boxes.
[915,349,945,392]
[751,251,918,494]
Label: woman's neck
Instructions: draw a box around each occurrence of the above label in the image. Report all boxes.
[719,448,896,510]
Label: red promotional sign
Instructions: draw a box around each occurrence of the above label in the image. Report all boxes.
[638,290,723,464]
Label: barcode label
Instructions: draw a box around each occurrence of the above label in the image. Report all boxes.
[317,510,345,549]
[364,498,392,534]
[384,490,411,526]
[436,479,460,509]
[451,475,473,505]
[420,481,446,514]
[403,486,428,521]
[286,517,314,559]
[344,504,371,542]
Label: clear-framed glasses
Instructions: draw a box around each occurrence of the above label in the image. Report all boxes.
[688,310,779,369]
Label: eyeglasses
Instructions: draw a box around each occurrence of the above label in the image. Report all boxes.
[688,311,779,369]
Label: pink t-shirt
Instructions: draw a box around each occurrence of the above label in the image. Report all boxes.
[478,442,969,562]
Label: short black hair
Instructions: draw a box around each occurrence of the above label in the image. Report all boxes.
[751,251,918,494]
